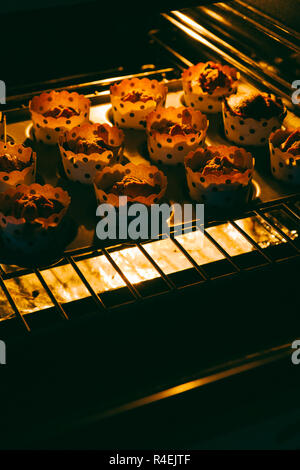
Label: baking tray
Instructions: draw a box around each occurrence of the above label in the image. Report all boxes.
[1,77,299,267]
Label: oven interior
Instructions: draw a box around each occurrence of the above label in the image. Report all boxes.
[1,1,300,449]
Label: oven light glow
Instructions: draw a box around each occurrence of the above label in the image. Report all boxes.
[90,103,112,125]
[0,287,14,321]
[175,230,224,264]
[0,213,296,318]
[4,274,53,315]
[109,247,160,284]
[235,216,286,248]
[42,264,90,303]
[206,223,254,256]
[143,238,193,274]
[76,255,126,293]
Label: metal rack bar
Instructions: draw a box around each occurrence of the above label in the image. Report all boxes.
[170,237,208,281]
[203,230,241,272]
[6,68,175,107]
[282,203,300,222]
[0,273,30,332]
[137,243,176,290]
[230,220,273,264]
[255,210,300,253]
[234,0,300,43]
[34,268,69,321]
[212,2,300,53]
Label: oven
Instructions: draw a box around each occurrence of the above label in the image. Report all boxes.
[1,0,300,449]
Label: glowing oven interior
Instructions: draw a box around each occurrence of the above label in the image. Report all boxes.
[0,203,299,325]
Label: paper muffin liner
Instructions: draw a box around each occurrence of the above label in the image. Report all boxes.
[184,145,254,207]
[110,77,167,130]
[94,163,167,208]
[146,106,208,166]
[182,62,239,113]
[58,123,124,184]
[0,183,71,253]
[29,90,91,145]
[0,142,36,192]
[269,129,300,184]
[222,98,285,147]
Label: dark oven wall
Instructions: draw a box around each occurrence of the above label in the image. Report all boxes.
[1,0,210,89]
[2,1,154,89]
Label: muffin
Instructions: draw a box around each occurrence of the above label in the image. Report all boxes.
[223,91,286,146]
[94,163,167,207]
[185,145,254,207]
[29,90,90,144]
[269,128,300,184]
[182,61,239,113]
[110,77,167,130]
[0,142,36,192]
[0,183,71,252]
[146,106,208,166]
[58,123,124,184]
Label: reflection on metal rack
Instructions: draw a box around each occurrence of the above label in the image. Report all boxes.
[0,195,299,333]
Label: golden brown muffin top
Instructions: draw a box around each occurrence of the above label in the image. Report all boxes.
[197,62,234,93]
[109,176,161,198]
[65,125,115,155]
[43,104,80,119]
[121,90,156,103]
[200,154,247,177]
[9,193,64,222]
